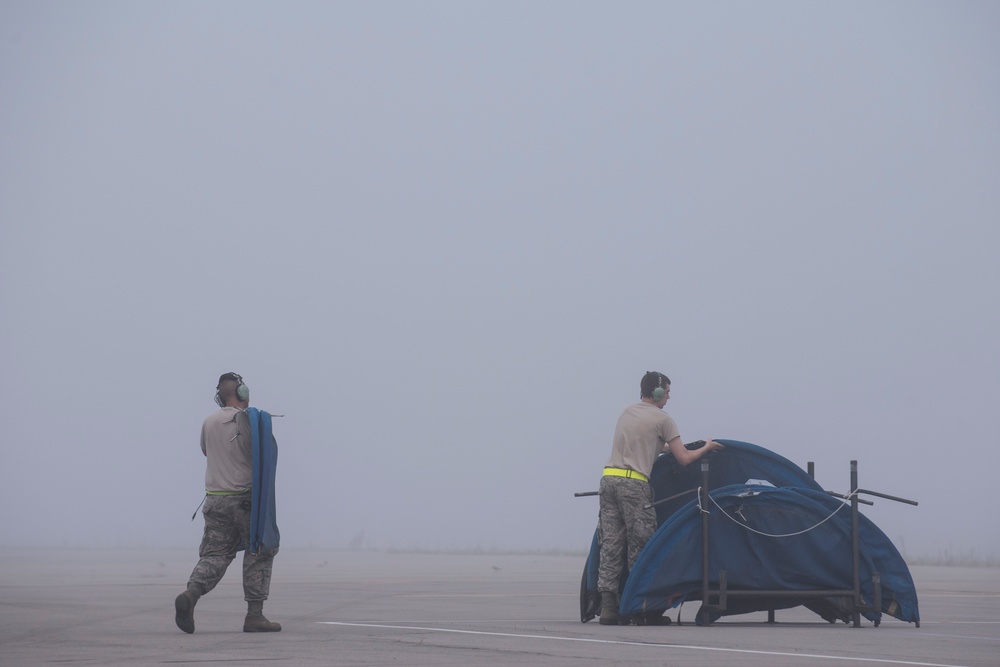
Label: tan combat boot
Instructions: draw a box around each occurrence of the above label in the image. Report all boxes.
[598,590,621,625]
[174,586,201,634]
[244,600,282,632]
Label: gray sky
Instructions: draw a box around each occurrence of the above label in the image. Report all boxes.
[2,1,998,561]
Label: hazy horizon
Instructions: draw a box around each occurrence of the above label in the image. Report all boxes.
[2,2,998,563]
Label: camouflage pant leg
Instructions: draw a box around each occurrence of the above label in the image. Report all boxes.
[241,544,277,602]
[596,476,655,593]
[188,494,276,601]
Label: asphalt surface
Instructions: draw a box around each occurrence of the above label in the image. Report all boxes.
[0,547,997,666]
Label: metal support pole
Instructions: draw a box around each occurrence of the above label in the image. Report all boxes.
[851,460,861,628]
[873,572,882,627]
[645,487,699,509]
[700,459,711,625]
[856,488,918,506]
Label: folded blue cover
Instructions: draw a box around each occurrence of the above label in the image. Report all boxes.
[246,408,280,556]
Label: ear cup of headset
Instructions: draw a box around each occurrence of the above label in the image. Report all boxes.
[216,372,249,406]
[646,371,665,401]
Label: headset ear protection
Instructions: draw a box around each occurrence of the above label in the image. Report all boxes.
[648,371,666,401]
[234,374,250,403]
[651,376,665,401]
[215,372,249,407]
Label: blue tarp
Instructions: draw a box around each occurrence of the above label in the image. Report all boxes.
[580,439,919,625]
[582,440,824,621]
[646,440,826,524]
[246,408,280,557]
[619,484,919,625]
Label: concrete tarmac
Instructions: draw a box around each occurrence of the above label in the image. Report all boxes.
[1,547,997,666]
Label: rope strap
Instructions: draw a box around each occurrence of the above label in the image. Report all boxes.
[701,486,858,538]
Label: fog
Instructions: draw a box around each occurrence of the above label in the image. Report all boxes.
[2,1,998,563]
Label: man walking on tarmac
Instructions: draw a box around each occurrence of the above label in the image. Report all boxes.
[598,371,723,625]
[175,372,281,634]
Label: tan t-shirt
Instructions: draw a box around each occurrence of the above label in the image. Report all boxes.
[201,407,252,493]
[604,402,680,478]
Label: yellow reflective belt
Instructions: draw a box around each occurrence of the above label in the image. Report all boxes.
[603,467,649,483]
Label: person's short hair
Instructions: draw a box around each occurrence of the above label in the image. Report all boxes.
[640,371,670,399]
[216,373,247,404]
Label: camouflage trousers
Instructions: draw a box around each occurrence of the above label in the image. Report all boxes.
[187,493,277,602]
[597,475,656,593]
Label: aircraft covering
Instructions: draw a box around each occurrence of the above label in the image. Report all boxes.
[580,439,918,626]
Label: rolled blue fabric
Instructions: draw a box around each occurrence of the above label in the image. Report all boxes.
[246,408,280,556]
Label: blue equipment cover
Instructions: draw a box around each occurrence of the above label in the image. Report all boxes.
[618,484,920,625]
[580,440,919,625]
[581,439,825,622]
[246,408,280,557]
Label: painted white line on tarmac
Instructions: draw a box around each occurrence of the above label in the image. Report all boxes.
[909,631,1000,642]
[918,622,1000,626]
[318,621,973,667]
[920,594,1000,598]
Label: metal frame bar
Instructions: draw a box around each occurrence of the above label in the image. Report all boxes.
[697,458,917,628]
